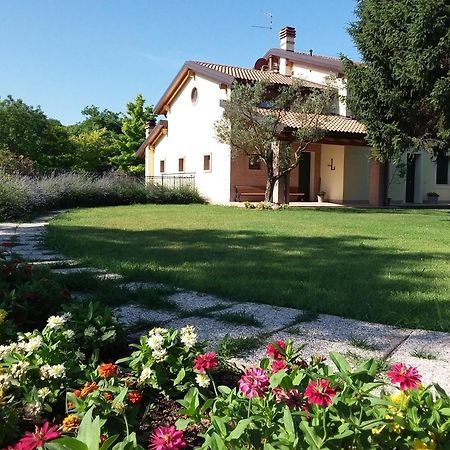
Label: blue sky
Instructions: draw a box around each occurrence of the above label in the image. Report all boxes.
[0,0,359,125]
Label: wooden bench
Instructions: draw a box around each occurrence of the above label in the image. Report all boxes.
[235,185,306,202]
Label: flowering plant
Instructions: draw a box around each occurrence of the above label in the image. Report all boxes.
[118,326,206,397]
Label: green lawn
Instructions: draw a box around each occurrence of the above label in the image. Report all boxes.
[45,205,450,331]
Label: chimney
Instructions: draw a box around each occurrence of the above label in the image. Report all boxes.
[279,26,296,52]
[145,118,157,138]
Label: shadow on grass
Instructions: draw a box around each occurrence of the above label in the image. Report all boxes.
[46,226,450,332]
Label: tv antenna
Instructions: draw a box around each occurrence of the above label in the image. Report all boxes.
[252,11,273,30]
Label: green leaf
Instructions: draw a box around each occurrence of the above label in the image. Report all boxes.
[329,352,351,373]
[269,369,287,388]
[175,418,192,430]
[218,385,231,395]
[227,418,252,441]
[49,437,89,450]
[210,433,227,450]
[99,436,119,450]
[77,407,101,450]
[283,408,295,437]
[299,422,323,449]
[440,408,450,417]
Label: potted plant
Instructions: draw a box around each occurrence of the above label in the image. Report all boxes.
[317,190,326,203]
[427,192,439,204]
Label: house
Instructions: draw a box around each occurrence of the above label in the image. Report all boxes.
[136,27,450,206]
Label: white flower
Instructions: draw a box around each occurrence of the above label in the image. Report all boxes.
[63,329,75,340]
[147,334,164,350]
[180,325,197,348]
[24,401,42,418]
[11,361,30,379]
[24,335,43,353]
[0,372,12,390]
[0,345,11,358]
[46,315,66,330]
[195,373,210,388]
[62,312,72,321]
[84,326,96,337]
[139,367,153,383]
[75,350,86,361]
[149,327,167,336]
[37,387,51,400]
[152,347,167,362]
[40,364,51,380]
[48,364,65,379]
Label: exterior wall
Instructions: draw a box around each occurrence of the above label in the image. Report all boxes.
[422,152,450,202]
[152,74,231,203]
[320,144,345,202]
[144,147,154,178]
[387,158,407,203]
[343,146,371,202]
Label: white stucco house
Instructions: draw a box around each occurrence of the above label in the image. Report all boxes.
[136,27,450,206]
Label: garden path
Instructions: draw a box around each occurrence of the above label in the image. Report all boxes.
[1,214,449,391]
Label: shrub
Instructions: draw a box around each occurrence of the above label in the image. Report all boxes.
[0,172,205,220]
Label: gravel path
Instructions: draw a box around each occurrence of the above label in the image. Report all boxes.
[2,214,449,391]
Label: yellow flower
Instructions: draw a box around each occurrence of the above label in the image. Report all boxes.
[62,414,80,432]
[371,427,381,435]
[0,309,7,325]
[412,438,436,450]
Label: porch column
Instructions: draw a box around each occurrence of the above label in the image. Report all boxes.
[369,159,387,206]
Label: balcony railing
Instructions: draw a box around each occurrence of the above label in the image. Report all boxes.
[145,172,195,188]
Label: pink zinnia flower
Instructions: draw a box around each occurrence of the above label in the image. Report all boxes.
[239,367,269,399]
[387,363,422,390]
[304,379,336,407]
[193,352,218,373]
[266,340,286,360]
[272,387,303,409]
[16,422,60,450]
[149,426,186,450]
[270,359,288,373]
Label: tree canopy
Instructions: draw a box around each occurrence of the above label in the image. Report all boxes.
[215,80,336,202]
[344,0,450,161]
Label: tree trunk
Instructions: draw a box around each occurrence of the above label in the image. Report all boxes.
[265,176,276,203]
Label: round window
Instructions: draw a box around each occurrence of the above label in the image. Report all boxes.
[191,87,198,104]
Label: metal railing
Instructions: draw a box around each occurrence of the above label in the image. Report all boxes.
[145,172,195,188]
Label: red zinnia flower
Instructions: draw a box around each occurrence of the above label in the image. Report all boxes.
[23,264,32,274]
[16,422,60,450]
[193,352,219,373]
[272,387,303,409]
[0,265,12,274]
[149,426,186,450]
[387,363,422,390]
[304,379,336,407]
[266,340,286,360]
[271,359,288,373]
[127,391,143,404]
[1,241,10,248]
[238,367,270,399]
[98,363,117,378]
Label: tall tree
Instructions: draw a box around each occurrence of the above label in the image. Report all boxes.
[70,105,122,134]
[343,0,450,162]
[0,96,72,171]
[110,94,156,174]
[215,80,336,202]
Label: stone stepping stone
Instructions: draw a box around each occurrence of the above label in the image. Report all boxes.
[166,316,262,349]
[211,302,300,332]
[52,267,105,275]
[96,273,123,281]
[168,291,234,313]
[120,281,171,291]
[31,260,78,267]
[389,329,450,363]
[113,305,177,327]
[289,314,411,355]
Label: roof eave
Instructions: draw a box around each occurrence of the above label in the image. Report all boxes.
[135,120,168,158]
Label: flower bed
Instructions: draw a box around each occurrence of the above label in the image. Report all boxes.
[1,241,449,449]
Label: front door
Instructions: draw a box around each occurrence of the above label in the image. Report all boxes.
[298,152,311,201]
[405,154,417,203]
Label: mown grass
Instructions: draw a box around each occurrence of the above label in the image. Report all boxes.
[45,204,450,331]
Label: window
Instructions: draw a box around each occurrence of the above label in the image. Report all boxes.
[191,87,198,105]
[248,154,261,170]
[203,154,211,171]
[436,153,449,185]
[178,158,185,172]
[159,160,165,173]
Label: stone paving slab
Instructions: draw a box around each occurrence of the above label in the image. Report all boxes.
[113,305,177,327]
[390,329,450,362]
[52,267,106,275]
[289,314,411,356]
[211,302,300,332]
[96,273,123,281]
[120,281,174,292]
[168,291,234,312]
[166,316,262,348]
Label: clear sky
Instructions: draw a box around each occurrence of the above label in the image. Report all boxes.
[0,0,360,125]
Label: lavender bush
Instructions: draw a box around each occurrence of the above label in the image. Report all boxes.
[0,172,204,220]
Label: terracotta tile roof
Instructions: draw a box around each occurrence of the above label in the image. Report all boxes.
[191,61,323,88]
[257,108,366,135]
